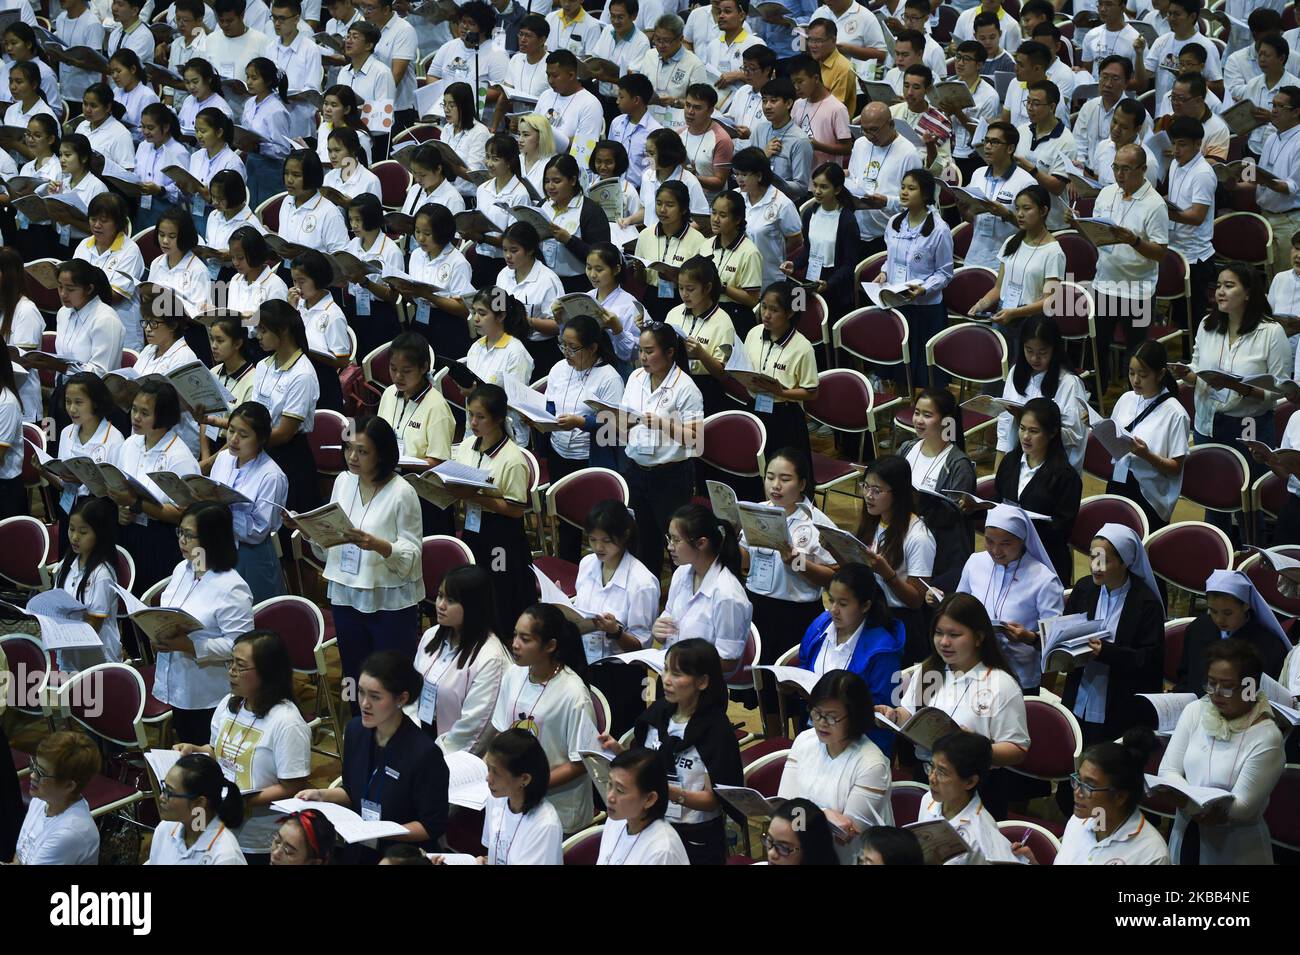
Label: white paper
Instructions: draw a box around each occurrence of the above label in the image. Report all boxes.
[1137,692,1197,735]
[1142,774,1233,813]
[595,647,666,673]
[431,460,495,489]
[144,748,182,785]
[271,797,410,843]
[752,664,819,695]
[444,750,490,810]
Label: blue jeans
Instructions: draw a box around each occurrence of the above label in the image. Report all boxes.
[331,602,421,715]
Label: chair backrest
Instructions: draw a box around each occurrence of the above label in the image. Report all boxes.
[114,545,136,595]
[1009,697,1082,781]
[804,368,874,433]
[58,662,149,750]
[951,220,972,262]
[889,780,929,827]
[942,266,997,319]
[24,259,62,315]
[0,516,49,589]
[853,251,887,295]
[1144,521,1233,594]
[562,824,606,864]
[1070,494,1149,557]
[742,749,789,798]
[1155,247,1190,301]
[725,624,761,690]
[133,225,161,265]
[997,820,1060,865]
[256,191,288,232]
[1212,211,1273,266]
[0,634,49,716]
[1181,443,1249,514]
[1254,471,1288,520]
[1164,617,1195,685]
[1048,281,1095,339]
[371,159,411,208]
[589,685,611,735]
[926,322,1007,385]
[252,595,326,673]
[309,409,348,475]
[20,421,43,488]
[1083,432,1115,483]
[1263,763,1300,851]
[546,467,629,529]
[795,291,828,348]
[421,534,474,603]
[1239,549,1300,620]
[1054,231,1098,283]
[362,343,394,389]
[833,306,910,372]
[701,411,766,478]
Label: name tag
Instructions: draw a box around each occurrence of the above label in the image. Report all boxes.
[339,543,362,574]
[754,392,774,413]
[191,194,206,217]
[806,252,824,283]
[748,549,778,594]
[657,278,674,298]
[418,678,438,725]
[464,503,483,533]
[139,193,152,210]
[206,259,221,280]
[352,284,372,316]
[360,799,381,822]
[415,300,431,324]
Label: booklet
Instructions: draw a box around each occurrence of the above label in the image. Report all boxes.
[282,501,355,547]
[1039,613,1113,673]
[0,590,102,650]
[928,80,975,113]
[166,361,235,414]
[706,480,741,529]
[1246,545,1300,585]
[751,664,819,696]
[504,377,560,431]
[271,797,409,843]
[531,565,600,624]
[111,583,207,645]
[1137,692,1198,736]
[860,281,918,308]
[148,472,250,508]
[713,784,784,819]
[816,525,874,567]
[594,647,666,673]
[874,706,961,751]
[959,394,1022,419]
[737,501,792,551]
[1092,418,1135,459]
[553,292,604,324]
[1220,99,1266,138]
[445,750,491,810]
[904,818,973,865]
[1142,774,1233,815]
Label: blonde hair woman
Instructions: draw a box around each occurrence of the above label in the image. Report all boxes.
[517,113,556,199]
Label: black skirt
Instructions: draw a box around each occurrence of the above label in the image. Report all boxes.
[310,355,345,415]
[753,400,812,466]
[410,307,472,361]
[350,300,403,365]
[269,431,321,514]
[692,372,730,419]
[523,337,560,381]
[463,510,534,628]
[120,518,182,595]
[0,476,26,521]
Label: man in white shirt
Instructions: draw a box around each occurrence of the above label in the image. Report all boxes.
[361,0,419,131]
[1012,80,1075,232]
[684,0,721,53]
[896,1,949,82]
[535,49,605,153]
[719,43,775,148]
[1078,0,1144,84]
[590,0,652,100]
[1029,22,1081,104]
[338,19,397,135]
[1072,56,1150,172]
[1145,0,1224,105]
[268,0,323,137]
[322,0,361,83]
[54,0,105,105]
[502,14,551,100]
[961,121,1037,271]
[845,101,922,254]
[1168,73,1231,163]
[546,0,607,54]
[1239,84,1300,275]
[107,0,155,62]
[808,0,888,82]
[1002,41,1071,129]
[953,0,1021,54]
[1166,115,1219,332]
[946,41,1001,182]
[206,0,272,82]
[428,1,510,112]
[1085,143,1169,392]
[890,65,950,175]
[1223,9,1300,100]
[599,0,663,35]
[610,71,661,185]
[1240,36,1300,156]
[701,0,764,99]
[639,13,708,115]
[1092,99,1159,189]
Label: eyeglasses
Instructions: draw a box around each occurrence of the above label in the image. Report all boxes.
[1069,772,1115,797]
[955,54,978,63]
[858,482,889,497]
[809,707,845,727]
[176,528,198,542]
[982,138,1008,147]
[228,660,254,675]
[1204,680,1239,699]
[30,761,52,782]
[761,833,799,857]
[270,13,295,20]
[559,343,586,357]
[160,781,201,801]
[140,319,163,330]
[270,833,298,856]
[1111,164,1141,174]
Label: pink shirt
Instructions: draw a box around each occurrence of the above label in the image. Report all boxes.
[793,94,852,169]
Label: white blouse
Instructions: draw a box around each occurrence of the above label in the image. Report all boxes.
[148,251,215,317]
[209,449,288,546]
[870,515,935,608]
[1055,808,1171,865]
[146,817,247,865]
[544,361,624,460]
[901,661,1030,761]
[996,369,1090,473]
[480,794,565,864]
[661,558,753,663]
[596,817,690,864]
[57,558,121,672]
[315,471,424,611]
[155,561,255,710]
[55,298,124,378]
[249,351,318,434]
[1108,389,1191,522]
[917,791,1019,865]
[1190,319,1290,435]
[413,628,512,756]
[739,502,836,604]
[573,551,660,663]
[112,428,201,526]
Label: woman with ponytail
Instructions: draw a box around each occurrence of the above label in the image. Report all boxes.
[1016,726,1170,864]
[146,754,247,864]
[1106,340,1190,533]
[653,503,753,675]
[491,603,597,835]
[240,56,292,208]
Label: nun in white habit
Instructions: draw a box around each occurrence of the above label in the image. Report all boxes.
[953,503,1064,692]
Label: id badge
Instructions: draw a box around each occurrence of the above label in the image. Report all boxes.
[57,223,70,246]
[352,284,372,316]
[139,193,152,210]
[657,278,674,297]
[206,259,221,280]
[417,678,437,725]
[360,799,381,822]
[15,211,28,230]
[754,392,775,413]
[218,755,238,780]
[748,549,778,594]
[415,300,431,324]
[191,194,205,217]
[805,254,823,283]
[542,237,559,268]
[464,503,483,533]
[339,543,362,574]
[975,213,995,237]
[633,426,659,450]
[1002,280,1023,309]
[59,485,76,515]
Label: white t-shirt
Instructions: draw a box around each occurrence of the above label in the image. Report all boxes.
[16,797,99,865]
[901,661,1030,761]
[869,515,935,608]
[481,794,565,864]
[596,817,690,864]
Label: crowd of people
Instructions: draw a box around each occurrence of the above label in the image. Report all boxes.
[0,0,1299,867]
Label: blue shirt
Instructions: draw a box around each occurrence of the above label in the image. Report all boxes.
[746,0,817,58]
[610,111,662,188]
[883,210,954,306]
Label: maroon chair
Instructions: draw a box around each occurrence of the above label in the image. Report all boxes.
[890,781,928,827]
[951,220,972,263]
[795,290,829,355]
[740,735,794,767]
[833,306,911,429]
[536,468,629,590]
[1163,618,1193,686]
[1145,521,1233,596]
[932,2,958,41]
[1083,431,1116,483]
[57,664,151,818]
[445,806,487,854]
[421,534,474,601]
[1242,547,1300,619]
[309,408,348,477]
[24,260,62,317]
[1255,471,1288,523]
[1070,494,1149,559]
[0,634,50,719]
[256,191,287,232]
[853,252,887,303]
[0,516,48,591]
[804,369,876,506]
[393,123,440,147]
[973,475,997,534]
[926,324,1007,438]
[133,225,161,265]
[562,825,605,864]
[1055,231,1098,283]
[1181,444,1250,528]
[998,820,1060,865]
[1264,763,1300,852]
[700,410,766,480]
[1212,212,1272,275]
[1008,698,1082,785]
[371,159,411,209]
[743,749,788,799]
[942,266,997,320]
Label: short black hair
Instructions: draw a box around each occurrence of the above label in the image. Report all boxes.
[291,248,333,289]
[1098,54,1132,79]
[860,826,924,864]
[617,71,653,104]
[486,728,551,812]
[761,76,795,101]
[610,747,669,822]
[355,414,399,481]
[931,730,993,783]
[808,670,873,740]
[228,400,272,446]
[286,148,325,191]
[518,12,549,38]
[185,501,240,572]
[546,49,578,71]
[956,39,986,62]
[137,377,182,433]
[1016,40,1051,69]
[684,82,718,108]
[209,169,247,209]
[1168,115,1204,143]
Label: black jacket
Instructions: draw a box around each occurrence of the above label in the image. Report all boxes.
[1061,576,1165,735]
[794,202,863,317]
[993,447,1081,584]
[897,438,978,590]
[341,716,449,864]
[635,699,743,824]
[1174,613,1289,695]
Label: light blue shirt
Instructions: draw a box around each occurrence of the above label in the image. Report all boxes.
[1074,577,1132,724]
[883,210,954,306]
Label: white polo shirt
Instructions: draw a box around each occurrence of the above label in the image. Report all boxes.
[661,558,752,662]
[249,351,319,433]
[573,550,660,662]
[1055,808,1171,865]
[1093,179,1169,301]
[278,192,349,252]
[621,364,703,467]
[1166,152,1217,265]
[154,562,255,710]
[373,13,419,112]
[901,660,1030,761]
[146,818,247,865]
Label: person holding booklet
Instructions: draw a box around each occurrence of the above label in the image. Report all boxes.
[298,650,450,865]
[413,565,511,755]
[225,227,291,319]
[538,314,625,559]
[897,389,976,586]
[52,373,124,538]
[1255,401,1300,543]
[207,316,260,445]
[374,334,455,521]
[402,204,475,361]
[573,500,659,735]
[277,149,350,253]
[184,108,248,238]
[205,173,265,262]
[341,194,404,362]
[580,242,643,378]
[601,639,742,865]
[1060,524,1166,748]
[134,310,202,456]
[0,354,23,520]
[991,316,1089,475]
[152,502,256,744]
[177,61,236,140]
[109,378,202,592]
[134,105,193,231]
[47,134,108,254]
[855,455,935,664]
[146,754,247,865]
[764,799,841,866]
[667,254,737,419]
[776,670,893,865]
[1157,639,1286,865]
[1102,341,1191,533]
[72,193,146,353]
[653,503,753,674]
[948,503,1064,692]
[497,221,567,379]
[287,250,351,413]
[200,401,289,605]
[294,416,424,708]
[452,729,564,865]
[52,498,122,673]
[464,289,535,447]
[174,630,312,862]
[490,603,596,835]
[704,190,763,336]
[632,179,710,323]
[1175,569,1290,696]
[916,730,1019,865]
[538,154,612,293]
[1017,728,1171,865]
[988,396,1081,585]
[450,384,536,627]
[598,747,691,865]
[783,163,862,322]
[51,267,123,407]
[147,209,216,323]
[734,282,819,464]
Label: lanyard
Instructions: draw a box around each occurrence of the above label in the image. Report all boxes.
[508,667,560,729]
[216,707,260,761]
[982,558,1022,621]
[495,808,527,864]
[607,824,643,864]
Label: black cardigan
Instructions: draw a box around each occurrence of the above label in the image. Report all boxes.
[340,716,449,864]
[1061,576,1165,736]
[556,195,612,265]
[794,202,863,316]
[993,447,1081,585]
[1174,614,1289,695]
[635,699,744,824]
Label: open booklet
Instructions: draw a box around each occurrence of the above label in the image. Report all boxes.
[751,665,819,696]
[1039,613,1114,673]
[939,489,1048,521]
[1142,774,1233,815]
[1247,546,1300,585]
[903,818,975,865]
[1137,692,1199,736]
[405,460,504,510]
[504,376,560,432]
[736,501,792,551]
[275,501,354,548]
[959,394,1022,419]
[723,338,783,395]
[531,565,603,625]
[860,281,918,308]
[1071,216,1129,248]
[713,784,786,819]
[706,480,741,529]
[594,647,666,674]
[111,583,206,645]
[60,457,160,506]
[271,797,409,843]
[148,472,250,508]
[575,708,614,791]
[1091,418,1135,459]
[874,706,961,751]
[1241,440,1300,471]
[0,590,102,650]
[816,525,874,567]
[446,750,491,810]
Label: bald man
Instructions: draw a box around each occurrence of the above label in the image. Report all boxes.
[845,101,924,255]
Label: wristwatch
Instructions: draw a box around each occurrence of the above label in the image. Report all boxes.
[613,623,625,639]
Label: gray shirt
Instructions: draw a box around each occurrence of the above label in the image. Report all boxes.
[748,118,813,200]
